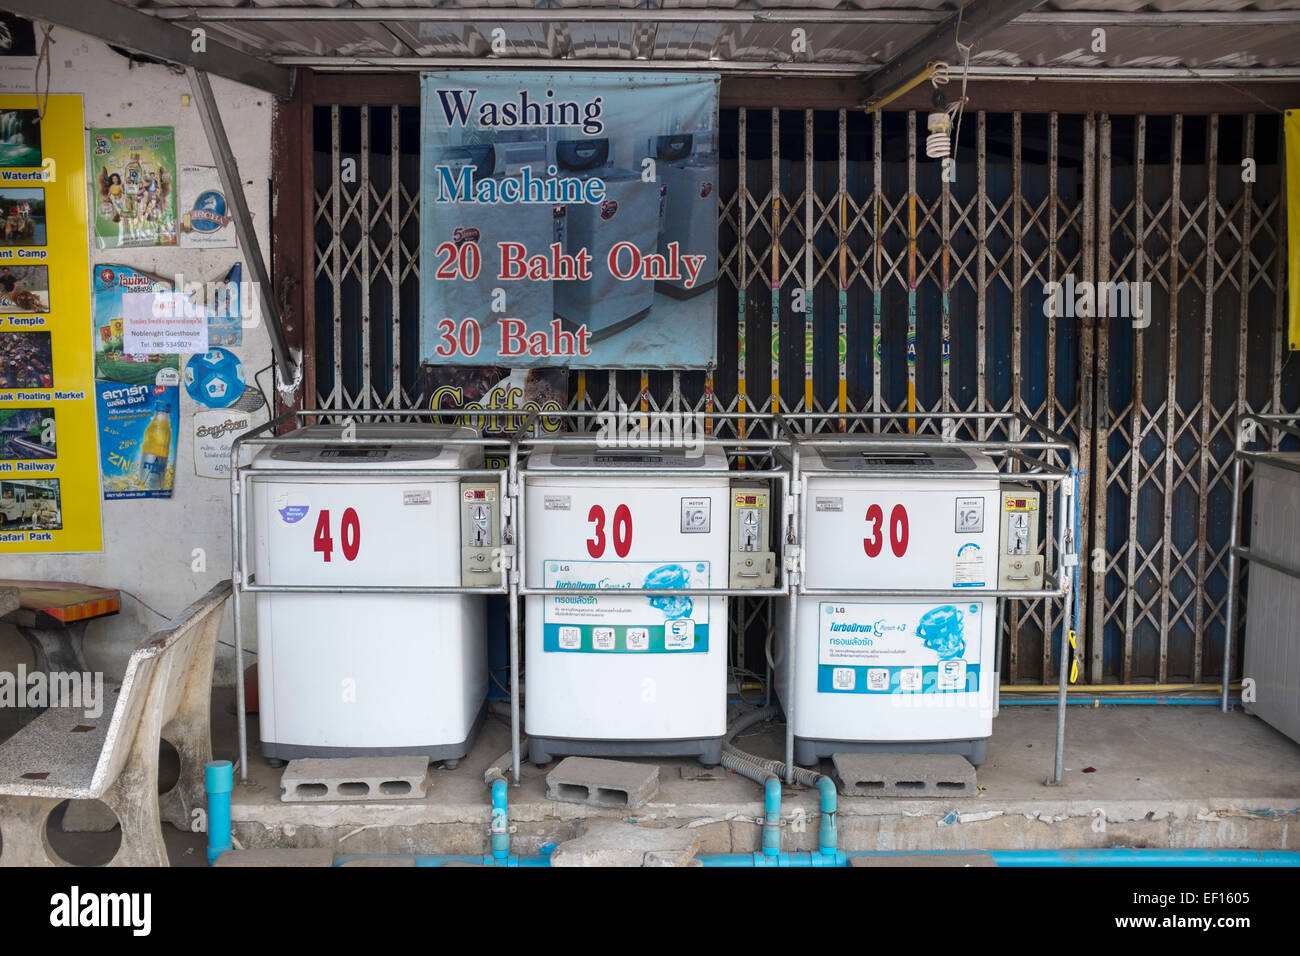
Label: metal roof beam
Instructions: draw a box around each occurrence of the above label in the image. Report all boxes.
[187,67,298,383]
[147,7,1300,29]
[2,0,295,98]
[859,0,1049,107]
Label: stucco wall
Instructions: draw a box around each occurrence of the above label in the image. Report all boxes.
[0,28,272,684]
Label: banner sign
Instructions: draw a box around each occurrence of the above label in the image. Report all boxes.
[419,72,719,370]
[0,94,102,553]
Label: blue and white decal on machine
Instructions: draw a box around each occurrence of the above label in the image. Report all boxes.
[817,601,982,694]
[542,559,710,653]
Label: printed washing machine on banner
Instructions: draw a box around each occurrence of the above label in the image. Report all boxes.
[776,441,1009,766]
[250,424,500,765]
[436,137,562,335]
[524,442,777,764]
[651,131,719,299]
[552,138,664,341]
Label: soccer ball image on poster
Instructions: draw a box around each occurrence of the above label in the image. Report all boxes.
[420,72,719,370]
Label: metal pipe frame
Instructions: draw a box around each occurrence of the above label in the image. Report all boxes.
[773,410,1079,784]
[1220,412,1300,712]
[228,407,518,780]
[229,408,1080,786]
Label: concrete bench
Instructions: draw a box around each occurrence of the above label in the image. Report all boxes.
[0,581,231,866]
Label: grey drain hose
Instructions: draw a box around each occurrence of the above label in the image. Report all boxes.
[724,705,824,788]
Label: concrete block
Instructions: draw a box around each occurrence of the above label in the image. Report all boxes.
[549,818,699,867]
[832,753,976,798]
[279,756,429,803]
[850,853,997,867]
[546,756,659,809]
[215,848,335,867]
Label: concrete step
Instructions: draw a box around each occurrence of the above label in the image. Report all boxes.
[832,753,976,798]
[550,818,699,867]
[546,756,659,809]
[279,756,429,803]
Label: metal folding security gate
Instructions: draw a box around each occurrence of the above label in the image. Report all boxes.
[304,101,1295,687]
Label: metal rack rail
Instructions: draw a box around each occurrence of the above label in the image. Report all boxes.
[772,411,1080,784]
[1221,413,1300,713]
[228,408,518,782]
[229,408,1081,787]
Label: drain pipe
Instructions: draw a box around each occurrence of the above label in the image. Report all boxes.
[723,707,844,865]
[205,760,233,867]
[483,765,517,867]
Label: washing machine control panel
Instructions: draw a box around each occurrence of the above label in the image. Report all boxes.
[729,481,775,589]
[997,486,1043,590]
[460,482,499,586]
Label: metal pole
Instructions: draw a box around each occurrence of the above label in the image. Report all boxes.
[229,441,248,782]
[186,67,297,381]
[1051,468,1078,785]
[993,598,1003,719]
[508,439,522,783]
[1221,417,1247,712]
[784,441,802,783]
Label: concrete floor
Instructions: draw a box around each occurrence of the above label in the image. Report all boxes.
[222,693,1300,860]
[10,689,1296,864]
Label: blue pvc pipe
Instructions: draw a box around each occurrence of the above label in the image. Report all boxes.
[696,848,1300,867]
[205,759,233,867]
[816,777,838,859]
[490,777,511,863]
[763,777,782,858]
[1001,698,1235,707]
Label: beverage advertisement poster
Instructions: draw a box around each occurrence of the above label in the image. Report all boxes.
[96,383,179,499]
[419,72,719,370]
[0,93,102,553]
[92,265,181,386]
[89,126,178,249]
[178,164,237,249]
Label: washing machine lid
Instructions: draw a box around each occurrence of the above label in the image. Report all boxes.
[254,424,481,469]
[530,437,728,471]
[797,438,996,475]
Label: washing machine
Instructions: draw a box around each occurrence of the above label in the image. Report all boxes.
[776,440,1002,766]
[552,138,663,341]
[524,441,741,764]
[652,131,719,299]
[250,423,494,764]
[435,142,563,337]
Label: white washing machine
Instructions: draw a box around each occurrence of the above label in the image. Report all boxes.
[552,138,664,341]
[435,143,564,338]
[250,424,489,763]
[652,131,719,299]
[776,441,1001,766]
[524,442,732,764]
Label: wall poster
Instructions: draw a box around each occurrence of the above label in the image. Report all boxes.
[89,126,178,249]
[0,93,102,553]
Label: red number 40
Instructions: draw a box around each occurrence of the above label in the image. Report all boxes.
[314,508,361,562]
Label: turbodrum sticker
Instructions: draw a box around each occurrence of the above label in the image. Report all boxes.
[543,559,710,653]
[817,601,982,694]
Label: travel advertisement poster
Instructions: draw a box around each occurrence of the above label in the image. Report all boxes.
[0,93,102,552]
[419,72,719,370]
